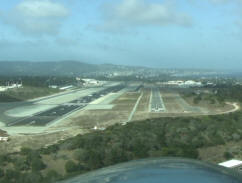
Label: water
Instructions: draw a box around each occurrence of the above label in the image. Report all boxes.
[59,158,242,183]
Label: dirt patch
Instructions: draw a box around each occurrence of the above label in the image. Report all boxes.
[199,140,242,164]
[67,92,141,128]
[0,128,87,154]
[133,89,151,121]
[183,95,238,114]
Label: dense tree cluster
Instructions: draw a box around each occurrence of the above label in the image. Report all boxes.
[0,76,77,88]
[216,85,242,103]
[0,87,59,102]
[0,76,80,102]
[1,111,242,182]
[0,148,49,183]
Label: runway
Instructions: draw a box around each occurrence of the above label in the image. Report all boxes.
[150,88,166,113]
[4,83,125,126]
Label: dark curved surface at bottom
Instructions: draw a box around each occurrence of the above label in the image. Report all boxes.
[58,158,242,183]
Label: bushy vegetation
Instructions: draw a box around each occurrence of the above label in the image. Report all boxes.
[0,76,76,88]
[1,110,242,182]
[0,75,83,102]
[216,85,242,103]
[183,84,242,105]
[0,87,59,102]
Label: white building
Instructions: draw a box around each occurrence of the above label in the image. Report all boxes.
[59,85,73,90]
[93,126,106,131]
[167,81,184,86]
[7,83,22,89]
[184,80,202,87]
[0,130,9,142]
[49,85,58,89]
[0,86,7,92]
[0,82,23,92]
[82,79,101,86]
[165,80,203,88]
[0,137,8,142]
[219,159,242,172]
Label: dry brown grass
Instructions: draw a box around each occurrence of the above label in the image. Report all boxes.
[132,89,151,121]
[136,90,151,112]
[199,140,242,163]
[0,129,83,155]
[69,92,141,128]
[184,95,235,114]
[71,110,129,128]
[42,154,68,176]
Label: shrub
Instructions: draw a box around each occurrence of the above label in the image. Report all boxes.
[224,152,234,160]
[13,158,30,171]
[31,158,46,171]
[45,170,60,183]
[20,147,32,156]
[65,160,78,173]
[0,168,4,178]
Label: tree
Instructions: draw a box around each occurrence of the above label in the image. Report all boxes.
[31,158,46,171]
[73,149,88,162]
[65,160,78,173]
[19,172,43,183]
[13,157,30,171]
[4,169,20,182]
[20,147,32,156]
[0,168,4,178]
[45,170,60,183]
[193,95,202,104]
[224,152,234,160]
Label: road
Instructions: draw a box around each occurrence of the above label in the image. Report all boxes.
[149,88,166,112]
[216,102,240,115]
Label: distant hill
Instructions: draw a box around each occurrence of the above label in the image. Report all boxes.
[0,61,225,77]
[0,61,156,77]
[0,61,99,76]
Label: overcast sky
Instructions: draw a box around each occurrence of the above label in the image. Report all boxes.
[0,0,242,70]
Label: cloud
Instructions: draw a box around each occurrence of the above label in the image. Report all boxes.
[55,37,81,47]
[208,0,228,3]
[3,0,69,36]
[16,0,68,18]
[205,0,242,4]
[0,39,12,49]
[95,0,192,32]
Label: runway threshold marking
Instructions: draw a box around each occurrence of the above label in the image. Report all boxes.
[149,88,166,113]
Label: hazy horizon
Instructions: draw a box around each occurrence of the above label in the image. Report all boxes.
[0,59,240,72]
[1,0,242,70]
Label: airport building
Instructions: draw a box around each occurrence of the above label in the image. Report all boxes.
[7,83,23,89]
[0,86,7,92]
[59,85,73,90]
[0,82,23,92]
[0,130,9,142]
[164,80,203,88]
[82,79,102,86]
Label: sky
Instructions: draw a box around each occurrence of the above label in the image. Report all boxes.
[0,0,242,70]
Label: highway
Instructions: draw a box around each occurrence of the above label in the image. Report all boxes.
[6,84,126,126]
[150,88,166,112]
